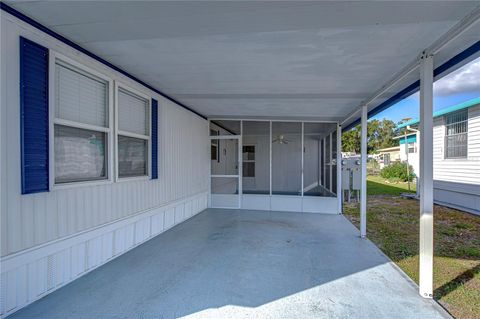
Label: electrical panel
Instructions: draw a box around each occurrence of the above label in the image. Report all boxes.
[341,157,362,191]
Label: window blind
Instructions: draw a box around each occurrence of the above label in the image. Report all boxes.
[118,89,148,135]
[55,63,107,128]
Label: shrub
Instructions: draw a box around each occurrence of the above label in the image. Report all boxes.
[380,161,415,182]
[367,159,381,175]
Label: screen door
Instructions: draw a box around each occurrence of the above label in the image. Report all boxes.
[210,136,241,208]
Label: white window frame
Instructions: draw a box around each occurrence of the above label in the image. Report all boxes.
[210,128,219,161]
[444,110,468,159]
[48,51,114,190]
[114,82,152,181]
[407,142,417,154]
[242,144,256,178]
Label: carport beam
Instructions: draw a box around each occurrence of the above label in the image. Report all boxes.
[419,53,434,298]
[360,104,367,238]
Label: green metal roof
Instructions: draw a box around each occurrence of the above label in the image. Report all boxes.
[397,97,480,129]
[399,134,417,144]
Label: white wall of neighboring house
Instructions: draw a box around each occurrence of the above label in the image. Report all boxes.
[431,105,480,215]
[399,134,420,176]
[1,13,209,317]
[396,104,480,215]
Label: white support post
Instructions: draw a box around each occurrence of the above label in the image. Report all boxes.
[360,104,368,238]
[239,120,243,209]
[301,122,304,197]
[419,52,434,298]
[337,124,342,214]
[329,132,333,192]
[269,121,272,197]
[207,120,212,208]
[323,138,326,186]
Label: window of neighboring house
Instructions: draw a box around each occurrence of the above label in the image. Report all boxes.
[408,142,416,153]
[53,60,111,184]
[445,110,468,158]
[384,153,391,166]
[116,85,150,178]
[242,145,255,177]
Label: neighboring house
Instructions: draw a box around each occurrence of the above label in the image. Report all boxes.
[376,145,401,169]
[395,132,420,175]
[397,98,480,215]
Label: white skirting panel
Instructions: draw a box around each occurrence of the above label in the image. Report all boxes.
[210,194,239,209]
[302,196,338,214]
[237,194,339,214]
[241,194,271,210]
[0,192,208,318]
[271,195,303,212]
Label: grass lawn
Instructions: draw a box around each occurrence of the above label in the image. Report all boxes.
[344,176,480,319]
[367,174,416,196]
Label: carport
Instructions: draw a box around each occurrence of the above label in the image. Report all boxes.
[1,1,480,318]
[7,209,450,319]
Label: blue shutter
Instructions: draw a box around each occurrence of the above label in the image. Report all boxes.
[151,98,158,179]
[20,37,49,194]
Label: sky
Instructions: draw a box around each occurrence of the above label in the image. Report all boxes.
[372,57,480,124]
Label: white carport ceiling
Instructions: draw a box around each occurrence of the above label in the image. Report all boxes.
[6,1,480,121]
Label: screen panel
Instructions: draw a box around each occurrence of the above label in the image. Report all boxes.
[242,121,270,195]
[272,122,302,196]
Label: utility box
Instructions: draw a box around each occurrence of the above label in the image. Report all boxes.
[341,157,362,201]
[351,159,362,190]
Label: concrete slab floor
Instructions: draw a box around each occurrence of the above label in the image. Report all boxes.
[8,209,450,319]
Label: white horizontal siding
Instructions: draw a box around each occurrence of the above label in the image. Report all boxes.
[432,105,480,185]
[467,105,480,157]
[0,13,209,257]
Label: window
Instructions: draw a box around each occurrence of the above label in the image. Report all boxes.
[384,153,391,166]
[242,145,255,177]
[445,110,468,158]
[408,142,416,154]
[210,129,219,161]
[116,85,150,178]
[53,60,110,184]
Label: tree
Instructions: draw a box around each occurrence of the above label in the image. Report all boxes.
[342,126,361,153]
[342,118,397,154]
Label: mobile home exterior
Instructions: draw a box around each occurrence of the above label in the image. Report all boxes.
[1,1,480,318]
[1,10,209,316]
[397,98,480,215]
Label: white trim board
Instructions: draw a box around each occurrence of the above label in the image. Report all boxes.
[0,192,208,318]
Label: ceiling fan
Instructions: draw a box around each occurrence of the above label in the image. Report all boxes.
[272,134,291,144]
